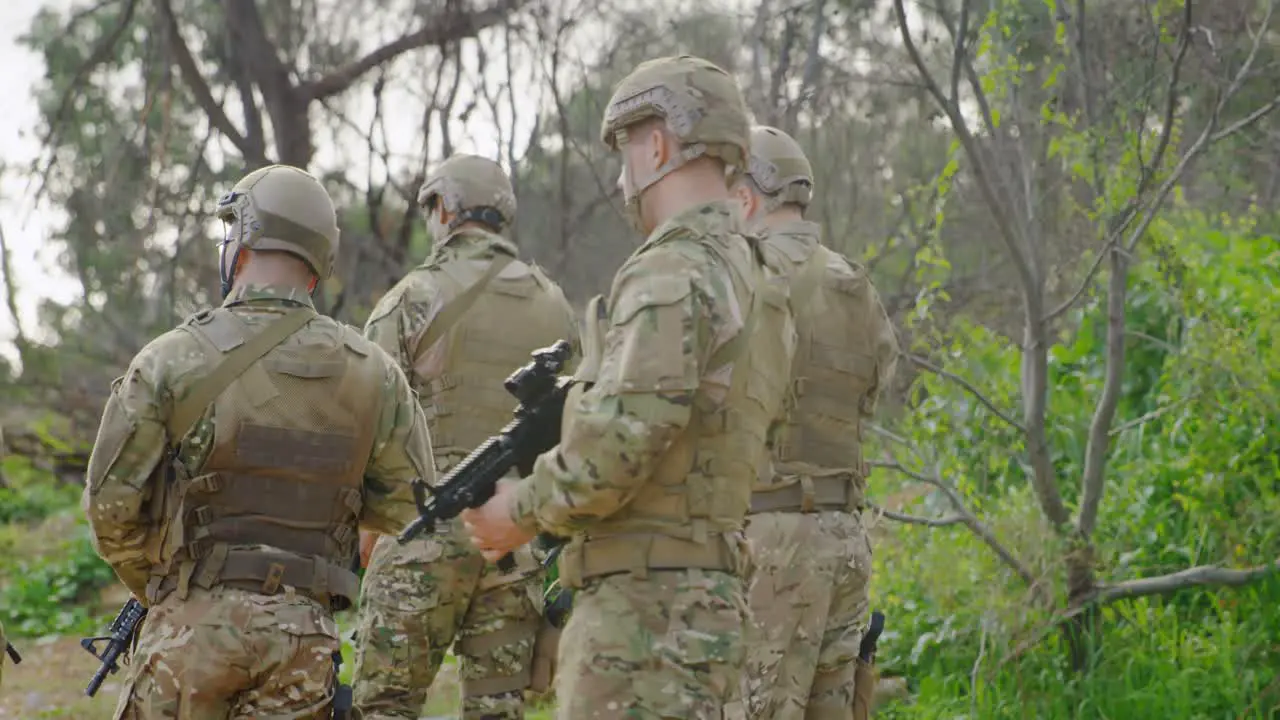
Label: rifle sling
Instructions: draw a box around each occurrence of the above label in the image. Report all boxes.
[167,307,316,446]
[412,253,515,361]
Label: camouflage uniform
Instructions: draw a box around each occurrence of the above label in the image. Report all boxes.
[508,56,795,720]
[737,127,899,720]
[82,165,434,720]
[352,154,579,720]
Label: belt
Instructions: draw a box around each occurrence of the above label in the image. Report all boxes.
[750,475,857,514]
[558,532,742,589]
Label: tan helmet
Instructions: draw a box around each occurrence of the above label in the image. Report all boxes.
[417,153,517,233]
[746,125,813,211]
[600,54,751,176]
[215,164,340,278]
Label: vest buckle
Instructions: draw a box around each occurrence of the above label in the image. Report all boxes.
[262,562,286,594]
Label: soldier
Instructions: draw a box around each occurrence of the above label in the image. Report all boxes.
[351,153,579,720]
[461,55,795,719]
[732,126,899,720]
[82,164,435,719]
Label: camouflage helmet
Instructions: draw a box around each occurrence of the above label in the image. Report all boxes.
[746,125,813,211]
[417,153,516,232]
[600,55,751,176]
[215,164,340,278]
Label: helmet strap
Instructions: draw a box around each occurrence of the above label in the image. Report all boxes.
[218,242,244,299]
[448,206,506,233]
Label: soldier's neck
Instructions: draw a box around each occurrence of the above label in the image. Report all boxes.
[648,171,730,223]
[763,206,805,227]
[232,256,315,294]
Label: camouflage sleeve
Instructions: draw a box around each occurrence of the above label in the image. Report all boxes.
[360,355,436,535]
[81,341,173,599]
[511,251,708,536]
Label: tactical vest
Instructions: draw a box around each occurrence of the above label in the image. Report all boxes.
[558,234,793,589]
[410,250,576,467]
[750,232,885,514]
[146,307,387,611]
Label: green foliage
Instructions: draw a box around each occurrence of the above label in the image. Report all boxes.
[872,209,1280,716]
[0,456,81,524]
[0,517,116,637]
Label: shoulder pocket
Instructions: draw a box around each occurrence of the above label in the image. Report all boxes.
[610,275,693,327]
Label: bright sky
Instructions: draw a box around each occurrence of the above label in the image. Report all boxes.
[0,0,79,361]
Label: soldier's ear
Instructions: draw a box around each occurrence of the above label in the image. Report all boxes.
[733,183,756,219]
[647,126,669,172]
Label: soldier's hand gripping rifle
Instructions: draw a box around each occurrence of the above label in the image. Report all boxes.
[81,596,148,697]
[397,339,575,573]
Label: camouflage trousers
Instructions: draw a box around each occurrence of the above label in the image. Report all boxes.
[112,585,340,720]
[555,568,749,720]
[0,619,6,688]
[742,511,873,720]
[351,519,543,720]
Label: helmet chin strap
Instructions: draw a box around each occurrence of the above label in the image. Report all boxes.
[218,240,244,300]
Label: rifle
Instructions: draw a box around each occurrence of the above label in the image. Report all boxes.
[81,597,148,697]
[397,339,575,573]
[852,610,885,720]
[859,610,885,663]
[331,650,353,719]
[4,642,20,665]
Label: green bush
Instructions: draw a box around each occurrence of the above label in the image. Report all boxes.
[0,455,82,524]
[869,209,1280,717]
[0,519,116,637]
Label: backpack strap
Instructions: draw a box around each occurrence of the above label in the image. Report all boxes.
[412,253,515,360]
[167,307,316,446]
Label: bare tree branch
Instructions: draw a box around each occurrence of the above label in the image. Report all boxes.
[1077,0,1193,540]
[1097,558,1280,605]
[0,221,29,357]
[908,354,1026,433]
[302,0,527,102]
[31,0,140,205]
[873,459,1039,589]
[868,503,965,528]
[894,0,1071,531]
[157,0,262,164]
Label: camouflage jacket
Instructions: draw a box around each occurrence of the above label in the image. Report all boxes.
[509,200,782,537]
[82,284,434,599]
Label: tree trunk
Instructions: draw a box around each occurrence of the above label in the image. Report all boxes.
[1064,541,1099,672]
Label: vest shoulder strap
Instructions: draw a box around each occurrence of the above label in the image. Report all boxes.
[789,246,827,315]
[412,252,515,360]
[167,307,316,447]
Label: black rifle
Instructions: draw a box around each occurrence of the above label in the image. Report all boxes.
[82,597,148,697]
[397,339,575,573]
[4,642,20,665]
[331,650,353,719]
[859,610,885,663]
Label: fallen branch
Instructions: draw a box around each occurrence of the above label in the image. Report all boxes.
[1091,558,1280,605]
[1001,556,1280,668]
